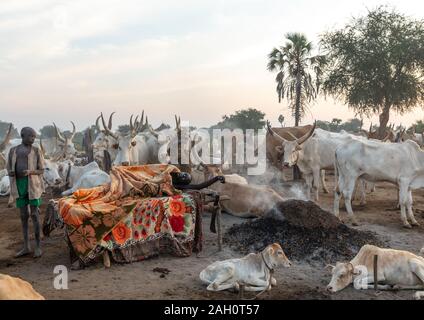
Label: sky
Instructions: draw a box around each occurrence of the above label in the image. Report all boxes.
[0,0,423,132]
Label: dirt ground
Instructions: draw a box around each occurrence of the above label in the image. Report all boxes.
[0,177,424,300]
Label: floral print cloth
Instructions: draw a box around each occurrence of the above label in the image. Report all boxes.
[57,165,199,263]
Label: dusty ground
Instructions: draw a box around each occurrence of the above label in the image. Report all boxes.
[0,176,423,300]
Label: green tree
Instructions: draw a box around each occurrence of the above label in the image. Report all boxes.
[39,125,56,138]
[321,7,424,139]
[267,33,326,126]
[278,115,285,127]
[316,120,330,131]
[211,108,266,131]
[329,118,342,132]
[118,125,130,135]
[409,120,424,133]
[340,118,363,132]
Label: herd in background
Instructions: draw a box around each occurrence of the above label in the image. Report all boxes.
[0,114,424,297]
[267,121,424,228]
[0,115,423,227]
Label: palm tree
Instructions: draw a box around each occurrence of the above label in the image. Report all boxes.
[268,33,326,126]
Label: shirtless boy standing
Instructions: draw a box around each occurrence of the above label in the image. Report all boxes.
[7,127,45,258]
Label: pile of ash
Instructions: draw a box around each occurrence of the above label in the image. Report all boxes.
[224,200,382,264]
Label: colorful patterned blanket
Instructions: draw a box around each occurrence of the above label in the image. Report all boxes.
[58,165,202,264]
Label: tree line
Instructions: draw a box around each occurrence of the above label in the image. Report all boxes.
[267,6,424,139]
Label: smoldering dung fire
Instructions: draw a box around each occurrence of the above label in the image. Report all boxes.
[224,200,382,264]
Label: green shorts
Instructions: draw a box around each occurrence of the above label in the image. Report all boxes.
[16,177,41,208]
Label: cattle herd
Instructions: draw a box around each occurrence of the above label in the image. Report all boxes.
[1,113,424,299]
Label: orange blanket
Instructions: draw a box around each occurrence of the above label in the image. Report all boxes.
[58,165,182,261]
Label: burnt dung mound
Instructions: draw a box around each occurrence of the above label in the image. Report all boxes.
[224,200,382,264]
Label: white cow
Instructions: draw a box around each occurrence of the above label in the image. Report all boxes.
[327,245,424,293]
[58,161,111,196]
[2,123,77,161]
[200,243,291,292]
[1,159,63,207]
[334,139,423,227]
[43,159,64,187]
[0,153,5,171]
[0,169,9,196]
[92,113,119,168]
[100,113,161,166]
[271,124,372,202]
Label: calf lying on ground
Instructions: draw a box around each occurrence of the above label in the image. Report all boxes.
[327,245,424,292]
[0,274,45,300]
[199,243,291,292]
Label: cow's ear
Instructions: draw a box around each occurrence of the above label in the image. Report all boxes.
[267,246,275,255]
[352,267,362,276]
[347,263,355,273]
[275,146,283,154]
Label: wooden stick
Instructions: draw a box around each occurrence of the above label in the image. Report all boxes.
[217,204,222,251]
[238,283,245,300]
[374,255,378,291]
[103,250,111,268]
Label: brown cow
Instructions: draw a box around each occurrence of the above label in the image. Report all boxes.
[196,164,283,218]
[266,123,314,171]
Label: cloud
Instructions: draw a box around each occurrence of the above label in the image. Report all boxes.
[0,0,422,131]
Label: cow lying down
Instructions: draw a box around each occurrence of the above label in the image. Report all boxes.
[199,243,291,292]
[58,161,111,196]
[0,274,44,300]
[327,245,424,293]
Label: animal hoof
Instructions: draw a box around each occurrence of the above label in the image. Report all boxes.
[411,221,420,227]
[403,223,412,229]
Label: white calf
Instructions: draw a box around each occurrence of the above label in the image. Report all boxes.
[200,243,291,292]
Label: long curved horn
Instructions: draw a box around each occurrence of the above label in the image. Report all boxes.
[100,112,118,139]
[0,123,13,152]
[108,112,115,130]
[132,115,140,137]
[266,122,272,136]
[269,128,287,143]
[129,114,134,133]
[39,137,46,156]
[287,131,298,141]
[95,115,102,132]
[70,121,76,140]
[53,123,66,142]
[297,121,316,145]
[140,110,145,127]
[147,126,159,139]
